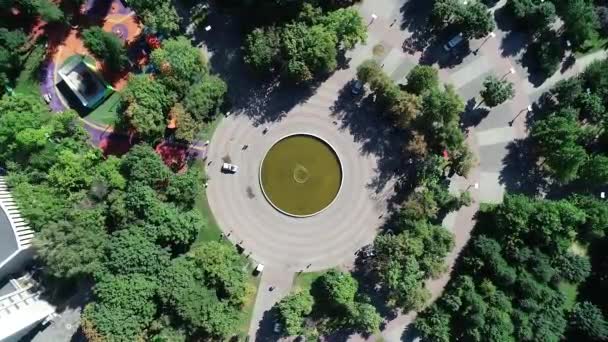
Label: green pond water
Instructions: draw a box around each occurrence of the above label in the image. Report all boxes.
[260,135,342,216]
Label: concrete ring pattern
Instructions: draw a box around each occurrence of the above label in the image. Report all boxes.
[206,108,391,272]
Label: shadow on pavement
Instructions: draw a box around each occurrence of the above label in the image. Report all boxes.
[190,10,325,126]
[493,5,530,58]
[499,138,548,196]
[330,81,406,197]
[460,98,490,129]
[254,306,282,342]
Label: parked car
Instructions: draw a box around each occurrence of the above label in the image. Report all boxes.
[351,80,364,95]
[273,322,282,334]
[43,93,52,104]
[222,163,238,173]
[443,33,464,52]
[254,263,264,276]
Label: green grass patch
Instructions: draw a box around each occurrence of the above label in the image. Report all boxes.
[558,281,579,310]
[85,91,121,126]
[191,159,260,340]
[197,114,223,142]
[192,160,222,244]
[234,265,261,340]
[15,44,46,97]
[292,271,325,294]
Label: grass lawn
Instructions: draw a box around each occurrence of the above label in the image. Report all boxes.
[558,281,579,310]
[292,271,325,294]
[197,114,223,142]
[191,159,259,340]
[14,44,46,97]
[85,91,121,126]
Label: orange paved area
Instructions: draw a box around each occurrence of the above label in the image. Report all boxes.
[51,0,142,91]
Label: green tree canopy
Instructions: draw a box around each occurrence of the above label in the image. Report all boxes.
[82,26,128,71]
[120,75,172,142]
[480,75,515,107]
[183,75,227,121]
[151,36,208,95]
[277,291,314,336]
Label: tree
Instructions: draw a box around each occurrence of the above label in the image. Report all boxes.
[183,75,227,121]
[120,144,171,189]
[579,155,608,186]
[104,228,171,276]
[166,168,202,208]
[319,7,366,49]
[0,28,27,92]
[160,256,241,338]
[458,2,496,39]
[562,0,600,47]
[244,27,281,74]
[35,207,109,278]
[277,292,314,336]
[121,75,172,141]
[84,274,159,341]
[316,269,358,310]
[390,91,421,128]
[569,302,608,340]
[415,305,451,342]
[82,27,128,71]
[534,30,563,76]
[281,22,338,82]
[351,302,382,334]
[141,1,181,35]
[508,0,556,31]
[553,253,591,283]
[151,37,208,95]
[530,108,586,183]
[406,65,439,95]
[571,194,608,239]
[480,75,515,107]
[192,241,248,304]
[31,0,64,22]
[170,103,200,142]
[432,0,494,39]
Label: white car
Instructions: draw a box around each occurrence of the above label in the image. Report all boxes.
[43,93,52,104]
[221,163,238,173]
[253,264,264,275]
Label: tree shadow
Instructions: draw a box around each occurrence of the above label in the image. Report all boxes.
[399,0,435,54]
[254,306,282,342]
[460,98,490,129]
[190,9,318,126]
[493,5,531,58]
[498,138,549,195]
[330,81,405,196]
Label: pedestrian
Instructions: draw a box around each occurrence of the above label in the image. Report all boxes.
[306,263,312,269]
[262,126,269,134]
[242,144,248,150]
[207,160,212,166]
[390,19,397,27]
[269,286,275,291]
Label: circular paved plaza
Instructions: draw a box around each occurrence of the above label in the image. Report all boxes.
[206,108,393,272]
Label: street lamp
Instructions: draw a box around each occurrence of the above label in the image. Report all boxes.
[509,104,532,126]
[473,31,496,55]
